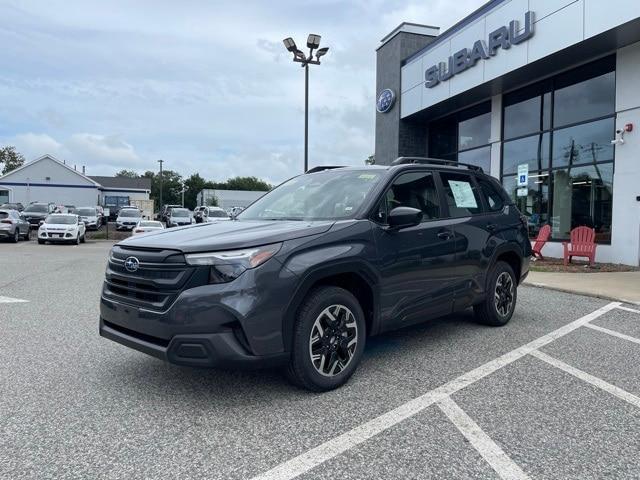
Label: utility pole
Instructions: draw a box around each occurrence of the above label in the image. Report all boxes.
[157,159,164,215]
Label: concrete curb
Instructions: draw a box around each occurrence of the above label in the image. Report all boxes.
[524,281,640,306]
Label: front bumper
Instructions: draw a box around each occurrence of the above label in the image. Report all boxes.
[99,318,287,368]
[99,246,298,369]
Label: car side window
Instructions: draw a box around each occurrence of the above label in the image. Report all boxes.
[373,172,441,224]
[439,172,484,217]
[477,177,505,212]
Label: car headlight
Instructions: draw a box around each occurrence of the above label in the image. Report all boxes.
[185,243,282,283]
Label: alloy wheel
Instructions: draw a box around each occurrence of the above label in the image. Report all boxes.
[308,304,358,377]
[494,271,515,317]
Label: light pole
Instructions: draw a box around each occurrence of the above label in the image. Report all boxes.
[157,159,164,215]
[282,34,329,173]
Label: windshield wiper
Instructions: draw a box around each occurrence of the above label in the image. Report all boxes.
[259,217,305,221]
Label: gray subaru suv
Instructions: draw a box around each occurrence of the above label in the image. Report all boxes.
[100,158,530,391]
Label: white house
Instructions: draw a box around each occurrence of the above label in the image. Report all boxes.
[0,154,150,207]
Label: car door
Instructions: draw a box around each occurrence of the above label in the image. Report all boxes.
[371,170,457,331]
[438,171,496,310]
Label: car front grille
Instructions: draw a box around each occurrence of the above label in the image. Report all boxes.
[103,246,196,311]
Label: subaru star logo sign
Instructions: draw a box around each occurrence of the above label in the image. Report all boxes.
[376,88,395,113]
[124,256,140,273]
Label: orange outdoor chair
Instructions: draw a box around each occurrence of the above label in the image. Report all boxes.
[531,224,551,260]
[563,226,597,266]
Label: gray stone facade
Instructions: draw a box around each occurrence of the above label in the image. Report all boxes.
[375,30,436,165]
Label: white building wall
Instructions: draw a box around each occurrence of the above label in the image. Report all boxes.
[401,0,640,117]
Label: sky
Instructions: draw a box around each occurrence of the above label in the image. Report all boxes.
[0,0,485,184]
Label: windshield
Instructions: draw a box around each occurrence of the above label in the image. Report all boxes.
[26,204,48,213]
[119,210,140,218]
[45,215,76,225]
[239,170,382,221]
[77,208,95,216]
[209,210,228,218]
[139,221,162,228]
[171,209,189,217]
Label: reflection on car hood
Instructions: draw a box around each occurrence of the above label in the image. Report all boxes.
[119,219,335,252]
[41,223,78,229]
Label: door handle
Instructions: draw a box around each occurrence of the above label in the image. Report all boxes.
[486,223,496,232]
[437,230,453,240]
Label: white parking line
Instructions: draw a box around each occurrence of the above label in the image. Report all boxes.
[616,305,640,315]
[249,302,620,480]
[437,397,530,480]
[0,296,29,303]
[584,323,640,346]
[530,350,640,409]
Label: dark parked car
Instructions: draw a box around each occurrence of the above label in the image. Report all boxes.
[100,158,530,391]
[22,202,55,228]
[0,202,25,212]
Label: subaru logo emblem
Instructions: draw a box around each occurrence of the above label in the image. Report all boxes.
[376,88,395,113]
[124,256,140,272]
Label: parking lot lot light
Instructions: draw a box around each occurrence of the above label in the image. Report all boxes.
[282,33,329,173]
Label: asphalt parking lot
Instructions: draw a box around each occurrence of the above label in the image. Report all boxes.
[1,240,639,479]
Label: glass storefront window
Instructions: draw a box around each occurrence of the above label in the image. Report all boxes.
[504,96,541,140]
[502,173,550,238]
[429,119,457,157]
[502,133,550,175]
[458,146,491,173]
[553,71,615,128]
[550,164,613,243]
[551,118,614,168]
[458,112,491,150]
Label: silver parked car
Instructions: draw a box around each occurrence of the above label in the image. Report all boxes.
[76,206,100,230]
[0,209,30,242]
[116,208,143,230]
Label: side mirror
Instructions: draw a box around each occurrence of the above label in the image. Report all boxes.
[388,207,422,230]
[39,220,45,226]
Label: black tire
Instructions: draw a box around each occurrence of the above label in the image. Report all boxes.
[11,229,19,243]
[474,261,517,326]
[80,233,86,243]
[38,239,45,245]
[75,234,81,245]
[286,286,366,392]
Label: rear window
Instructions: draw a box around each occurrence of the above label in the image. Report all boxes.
[26,204,48,213]
[208,210,228,218]
[0,212,8,219]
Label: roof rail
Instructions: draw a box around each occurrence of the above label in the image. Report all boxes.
[391,156,483,172]
[305,166,346,174]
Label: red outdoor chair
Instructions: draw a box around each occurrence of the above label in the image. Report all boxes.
[531,224,551,260]
[563,226,597,266]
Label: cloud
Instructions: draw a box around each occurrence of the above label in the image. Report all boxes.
[0,0,486,183]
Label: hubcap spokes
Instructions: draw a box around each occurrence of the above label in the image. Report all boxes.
[309,304,358,377]
[494,272,514,317]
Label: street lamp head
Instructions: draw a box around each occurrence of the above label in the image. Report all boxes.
[283,37,297,52]
[307,34,321,49]
[316,47,329,59]
[293,49,307,61]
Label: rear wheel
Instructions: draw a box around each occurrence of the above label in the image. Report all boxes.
[286,286,365,392]
[11,229,19,243]
[474,261,517,326]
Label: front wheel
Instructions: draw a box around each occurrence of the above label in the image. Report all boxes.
[474,261,517,326]
[80,233,86,243]
[286,286,366,392]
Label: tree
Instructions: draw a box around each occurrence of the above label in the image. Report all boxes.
[183,173,215,210]
[115,169,140,178]
[221,176,272,191]
[0,146,26,175]
[205,195,219,207]
[144,170,183,206]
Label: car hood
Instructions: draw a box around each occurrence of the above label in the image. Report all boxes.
[23,211,48,218]
[41,223,78,229]
[119,219,335,252]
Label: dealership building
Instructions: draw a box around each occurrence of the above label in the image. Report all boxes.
[375,0,640,266]
[0,154,151,207]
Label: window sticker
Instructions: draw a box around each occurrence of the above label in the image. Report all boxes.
[358,173,378,180]
[448,180,478,208]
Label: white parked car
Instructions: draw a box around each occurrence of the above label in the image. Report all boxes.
[116,208,143,230]
[166,207,193,227]
[76,206,100,230]
[133,220,165,235]
[203,206,231,222]
[38,214,86,245]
